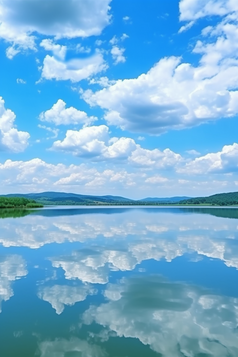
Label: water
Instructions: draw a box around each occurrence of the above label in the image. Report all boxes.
[0,206,238,356]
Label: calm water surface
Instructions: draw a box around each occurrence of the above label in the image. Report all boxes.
[0,207,238,356]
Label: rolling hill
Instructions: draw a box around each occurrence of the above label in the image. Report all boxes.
[179,192,238,206]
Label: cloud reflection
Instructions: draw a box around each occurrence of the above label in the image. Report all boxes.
[38,337,107,357]
[83,275,238,356]
[38,284,97,314]
[0,255,27,312]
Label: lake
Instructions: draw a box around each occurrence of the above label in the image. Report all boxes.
[0,206,238,356]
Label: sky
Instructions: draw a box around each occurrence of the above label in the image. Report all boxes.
[0,0,238,199]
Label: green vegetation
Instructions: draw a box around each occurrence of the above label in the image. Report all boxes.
[0,197,43,209]
[179,192,238,206]
[1,191,238,207]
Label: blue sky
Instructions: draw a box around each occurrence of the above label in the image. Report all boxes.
[0,0,238,198]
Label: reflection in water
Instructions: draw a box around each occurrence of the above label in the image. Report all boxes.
[0,209,33,219]
[84,275,238,356]
[0,255,27,312]
[0,207,238,356]
[38,338,107,357]
[38,284,97,314]
[0,208,238,270]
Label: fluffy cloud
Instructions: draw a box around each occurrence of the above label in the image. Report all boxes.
[0,255,27,312]
[0,97,30,152]
[82,6,238,134]
[41,53,107,82]
[82,52,238,133]
[0,0,112,57]
[52,124,182,167]
[38,284,96,314]
[39,99,97,126]
[179,0,238,21]
[52,125,137,159]
[83,276,238,356]
[179,143,238,174]
[0,158,143,193]
[111,46,126,64]
[40,39,67,60]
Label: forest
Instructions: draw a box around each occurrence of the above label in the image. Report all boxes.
[0,197,43,209]
[180,192,238,206]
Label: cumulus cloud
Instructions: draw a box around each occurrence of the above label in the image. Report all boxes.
[0,158,142,193]
[89,76,116,88]
[41,53,107,82]
[52,125,139,160]
[179,0,238,22]
[52,124,182,167]
[83,275,238,356]
[0,0,112,57]
[39,99,97,126]
[40,39,67,60]
[38,284,96,314]
[111,46,126,64]
[0,97,30,152]
[82,6,238,134]
[179,143,238,174]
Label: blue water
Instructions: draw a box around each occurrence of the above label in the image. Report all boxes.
[0,207,238,356]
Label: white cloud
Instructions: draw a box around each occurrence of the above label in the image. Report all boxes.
[89,77,116,88]
[51,125,182,167]
[0,158,141,193]
[0,97,30,152]
[179,143,238,174]
[38,284,96,314]
[82,7,238,135]
[145,176,169,184]
[186,149,200,156]
[178,20,195,33]
[39,99,97,126]
[40,39,67,60]
[16,78,26,84]
[52,125,110,158]
[123,16,130,22]
[129,147,182,168]
[109,36,118,45]
[111,46,126,64]
[41,53,107,82]
[0,0,112,57]
[179,0,238,22]
[121,33,129,41]
[76,44,91,54]
[82,50,238,133]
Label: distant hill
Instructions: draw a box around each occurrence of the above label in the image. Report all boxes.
[2,192,190,205]
[2,191,238,206]
[140,196,191,203]
[179,192,238,206]
[3,192,133,205]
